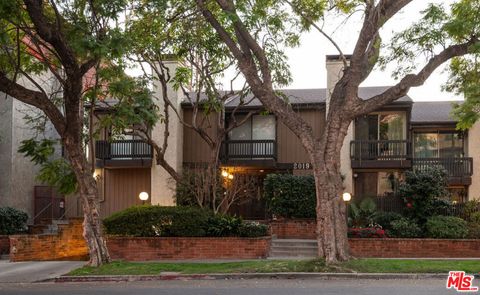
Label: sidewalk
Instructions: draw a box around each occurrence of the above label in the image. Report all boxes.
[0,261,84,283]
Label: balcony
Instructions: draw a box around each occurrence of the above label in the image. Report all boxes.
[221,140,277,164]
[95,140,153,168]
[350,140,412,168]
[413,157,473,185]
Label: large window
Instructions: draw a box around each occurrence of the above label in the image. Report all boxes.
[228,115,275,140]
[355,112,406,141]
[414,131,465,158]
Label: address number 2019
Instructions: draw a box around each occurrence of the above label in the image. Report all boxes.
[293,163,311,170]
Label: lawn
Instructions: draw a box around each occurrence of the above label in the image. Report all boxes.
[69,259,480,276]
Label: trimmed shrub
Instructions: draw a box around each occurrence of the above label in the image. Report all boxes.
[348,227,386,238]
[103,206,212,237]
[103,205,268,238]
[389,218,422,238]
[467,223,480,239]
[425,216,468,239]
[238,222,269,237]
[263,174,316,218]
[374,212,403,231]
[0,207,28,235]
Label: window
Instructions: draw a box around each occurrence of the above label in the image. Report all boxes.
[228,115,275,140]
[355,112,406,141]
[414,131,465,158]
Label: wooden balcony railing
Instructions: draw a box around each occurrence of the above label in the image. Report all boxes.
[222,140,276,160]
[350,140,412,161]
[413,157,473,177]
[95,140,153,160]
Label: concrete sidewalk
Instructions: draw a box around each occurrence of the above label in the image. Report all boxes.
[0,261,84,283]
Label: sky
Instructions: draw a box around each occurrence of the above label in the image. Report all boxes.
[261,0,462,102]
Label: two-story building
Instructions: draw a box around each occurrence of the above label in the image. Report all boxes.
[66,56,480,219]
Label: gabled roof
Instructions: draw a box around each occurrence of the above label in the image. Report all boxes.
[411,101,461,123]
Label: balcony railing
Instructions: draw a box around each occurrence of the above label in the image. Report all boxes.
[413,157,473,178]
[95,140,153,160]
[222,140,276,160]
[350,140,412,161]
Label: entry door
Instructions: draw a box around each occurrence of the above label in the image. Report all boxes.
[354,172,378,200]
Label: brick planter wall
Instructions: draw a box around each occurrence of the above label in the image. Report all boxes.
[349,238,480,258]
[9,218,88,262]
[0,236,9,255]
[107,236,271,261]
[270,219,316,239]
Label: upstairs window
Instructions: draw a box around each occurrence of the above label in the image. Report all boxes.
[355,112,406,141]
[228,115,275,141]
[414,131,465,158]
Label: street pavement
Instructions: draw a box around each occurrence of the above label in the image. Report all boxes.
[0,261,84,283]
[0,279,459,295]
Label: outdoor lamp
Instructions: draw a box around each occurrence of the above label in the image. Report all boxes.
[221,170,229,178]
[139,192,149,205]
[342,192,352,202]
[228,174,234,180]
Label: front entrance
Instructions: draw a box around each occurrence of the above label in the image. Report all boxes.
[353,172,378,201]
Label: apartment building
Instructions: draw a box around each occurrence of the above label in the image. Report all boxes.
[63,56,479,219]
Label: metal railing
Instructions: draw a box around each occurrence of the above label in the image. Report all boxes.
[95,140,153,160]
[222,140,277,160]
[350,140,412,160]
[413,157,473,177]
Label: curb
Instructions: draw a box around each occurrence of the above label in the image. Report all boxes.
[52,272,449,283]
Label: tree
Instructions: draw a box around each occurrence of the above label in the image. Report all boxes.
[0,0,130,266]
[105,3,259,213]
[186,0,480,263]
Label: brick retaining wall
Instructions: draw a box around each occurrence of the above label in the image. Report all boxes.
[0,235,9,255]
[9,218,88,262]
[349,238,480,258]
[270,219,316,239]
[107,236,271,261]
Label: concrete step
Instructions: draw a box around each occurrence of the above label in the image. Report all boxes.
[0,254,9,260]
[269,250,317,258]
[269,239,319,258]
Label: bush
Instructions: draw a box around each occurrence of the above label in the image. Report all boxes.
[238,222,269,237]
[467,223,480,239]
[103,206,212,237]
[263,174,316,218]
[398,167,451,224]
[348,198,377,228]
[0,207,28,235]
[206,214,242,237]
[425,216,468,239]
[103,205,269,238]
[348,227,386,238]
[374,212,403,231]
[470,212,480,224]
[389,218,422,238]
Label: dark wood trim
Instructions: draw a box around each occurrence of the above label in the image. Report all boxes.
[96,159,152,168]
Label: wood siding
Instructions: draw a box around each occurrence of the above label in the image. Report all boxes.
[277,109,325,163]
[182,108,326,165]
[102,168,151,218]
[182,109,218,163]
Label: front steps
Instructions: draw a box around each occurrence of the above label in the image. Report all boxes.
[269,239,318,258]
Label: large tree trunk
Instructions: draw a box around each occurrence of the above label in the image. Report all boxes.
[64,138,110,266]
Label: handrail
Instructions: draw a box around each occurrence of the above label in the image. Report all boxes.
[413,157,473,177]
[350,140,412,160]
[95,140,153,159]
[33,202,52,223]
[222,139,277,160]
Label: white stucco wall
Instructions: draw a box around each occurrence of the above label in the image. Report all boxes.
[150,60,184,206]
[326,57,353,195]
[468,121,480,200]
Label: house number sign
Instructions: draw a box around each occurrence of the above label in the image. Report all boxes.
[293,162,312,170]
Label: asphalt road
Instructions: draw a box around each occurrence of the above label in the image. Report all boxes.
[0,279,459,295]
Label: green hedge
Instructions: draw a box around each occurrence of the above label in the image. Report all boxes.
[425,216,468,239]
[263,174,316,218]
[103,205,268,238]
[0,207,28,235]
